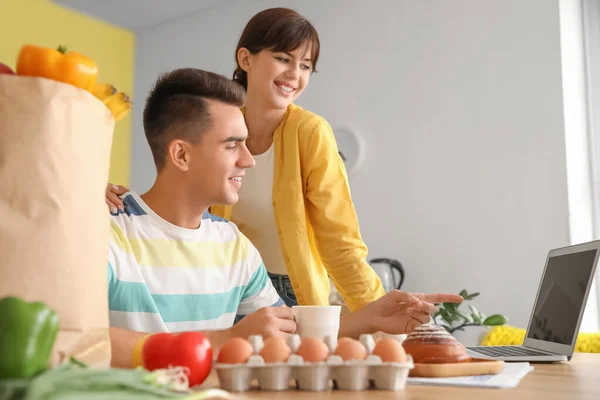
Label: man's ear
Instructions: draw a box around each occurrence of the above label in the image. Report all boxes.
[237,47,252,73]
[168,139,191,172]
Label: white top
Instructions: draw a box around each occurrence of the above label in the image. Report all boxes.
[108,191,282,333]
[231,144,288,275]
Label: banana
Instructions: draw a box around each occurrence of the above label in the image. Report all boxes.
[92,83,117,104]
[105,92,132,122]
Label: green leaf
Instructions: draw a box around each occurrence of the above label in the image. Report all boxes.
[483,314,508,326]
[17,362,228,400]
[460,314,473,323]
[450,312,463,322]
[468,305,480,316]
[459,289,468,298]
[463,292,480,300]
[470,313,482,324]
[439,310,453,326]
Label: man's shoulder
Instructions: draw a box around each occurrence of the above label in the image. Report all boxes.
[114,192,146,218]
[109,192,147,244]
[110,193,149,228]
[202,213,260,265]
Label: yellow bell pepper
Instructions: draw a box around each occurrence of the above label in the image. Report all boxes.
[16,44,98,92]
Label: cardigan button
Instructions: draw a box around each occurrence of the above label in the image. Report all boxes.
[272,201,276,206]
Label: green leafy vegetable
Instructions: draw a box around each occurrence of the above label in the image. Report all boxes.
[0,359,230,400]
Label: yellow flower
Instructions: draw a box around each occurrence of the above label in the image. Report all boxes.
[481,326,600,353]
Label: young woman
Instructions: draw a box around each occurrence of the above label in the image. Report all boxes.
[106,7,386,311]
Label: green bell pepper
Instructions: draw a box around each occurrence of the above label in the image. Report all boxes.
[0,297,59,379]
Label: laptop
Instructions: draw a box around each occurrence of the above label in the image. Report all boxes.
[466,239,600,362]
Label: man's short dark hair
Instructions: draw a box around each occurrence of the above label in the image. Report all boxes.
[143,68,246,171]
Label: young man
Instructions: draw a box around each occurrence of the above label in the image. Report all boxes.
[108,68,462,367]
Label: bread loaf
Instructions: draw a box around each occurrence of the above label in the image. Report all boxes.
[402,325,471,364]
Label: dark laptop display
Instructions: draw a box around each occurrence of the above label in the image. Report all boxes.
[526,249,598,345]
[467,240,600,362]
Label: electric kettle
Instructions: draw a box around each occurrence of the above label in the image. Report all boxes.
[369,258,405,293]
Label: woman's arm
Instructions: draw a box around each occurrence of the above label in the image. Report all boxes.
[300,119,386,312]
[338,291,463,338]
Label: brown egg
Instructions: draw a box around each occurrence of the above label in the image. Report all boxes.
[295,337,330,363]
[217,337,254,364]
[372,338,408,363]
[259,336,292,363]
[334,337,367,361]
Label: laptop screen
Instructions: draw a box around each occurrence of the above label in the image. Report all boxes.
[526,249,597,345]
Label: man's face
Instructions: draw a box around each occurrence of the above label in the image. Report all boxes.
[185,100,255,206]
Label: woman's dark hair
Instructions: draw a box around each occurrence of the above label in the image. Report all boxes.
[233,8,320,90]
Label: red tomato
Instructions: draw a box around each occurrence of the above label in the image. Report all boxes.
[0,63,15,75]
[142,332,213,387]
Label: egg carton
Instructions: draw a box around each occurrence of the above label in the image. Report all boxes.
[215,334,414,392]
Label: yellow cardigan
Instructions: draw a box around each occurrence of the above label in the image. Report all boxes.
[211,104,385,311]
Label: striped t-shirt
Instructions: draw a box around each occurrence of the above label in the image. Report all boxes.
[108,191,283,333]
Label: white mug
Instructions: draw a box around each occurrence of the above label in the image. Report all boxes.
[292,305,341,341]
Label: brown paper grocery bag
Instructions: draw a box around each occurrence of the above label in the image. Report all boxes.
[0,75,114,367]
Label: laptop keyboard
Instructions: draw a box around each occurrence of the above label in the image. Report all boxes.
[468,346,552,357]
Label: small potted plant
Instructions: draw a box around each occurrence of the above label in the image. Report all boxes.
[432,289,508,344]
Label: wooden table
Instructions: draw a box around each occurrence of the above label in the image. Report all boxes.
[202,353,599,400]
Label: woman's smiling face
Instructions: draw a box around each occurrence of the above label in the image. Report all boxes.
[241,43,314,110]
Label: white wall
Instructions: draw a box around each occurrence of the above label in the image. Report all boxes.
[131,0,590,337]
[561,0,599,333]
